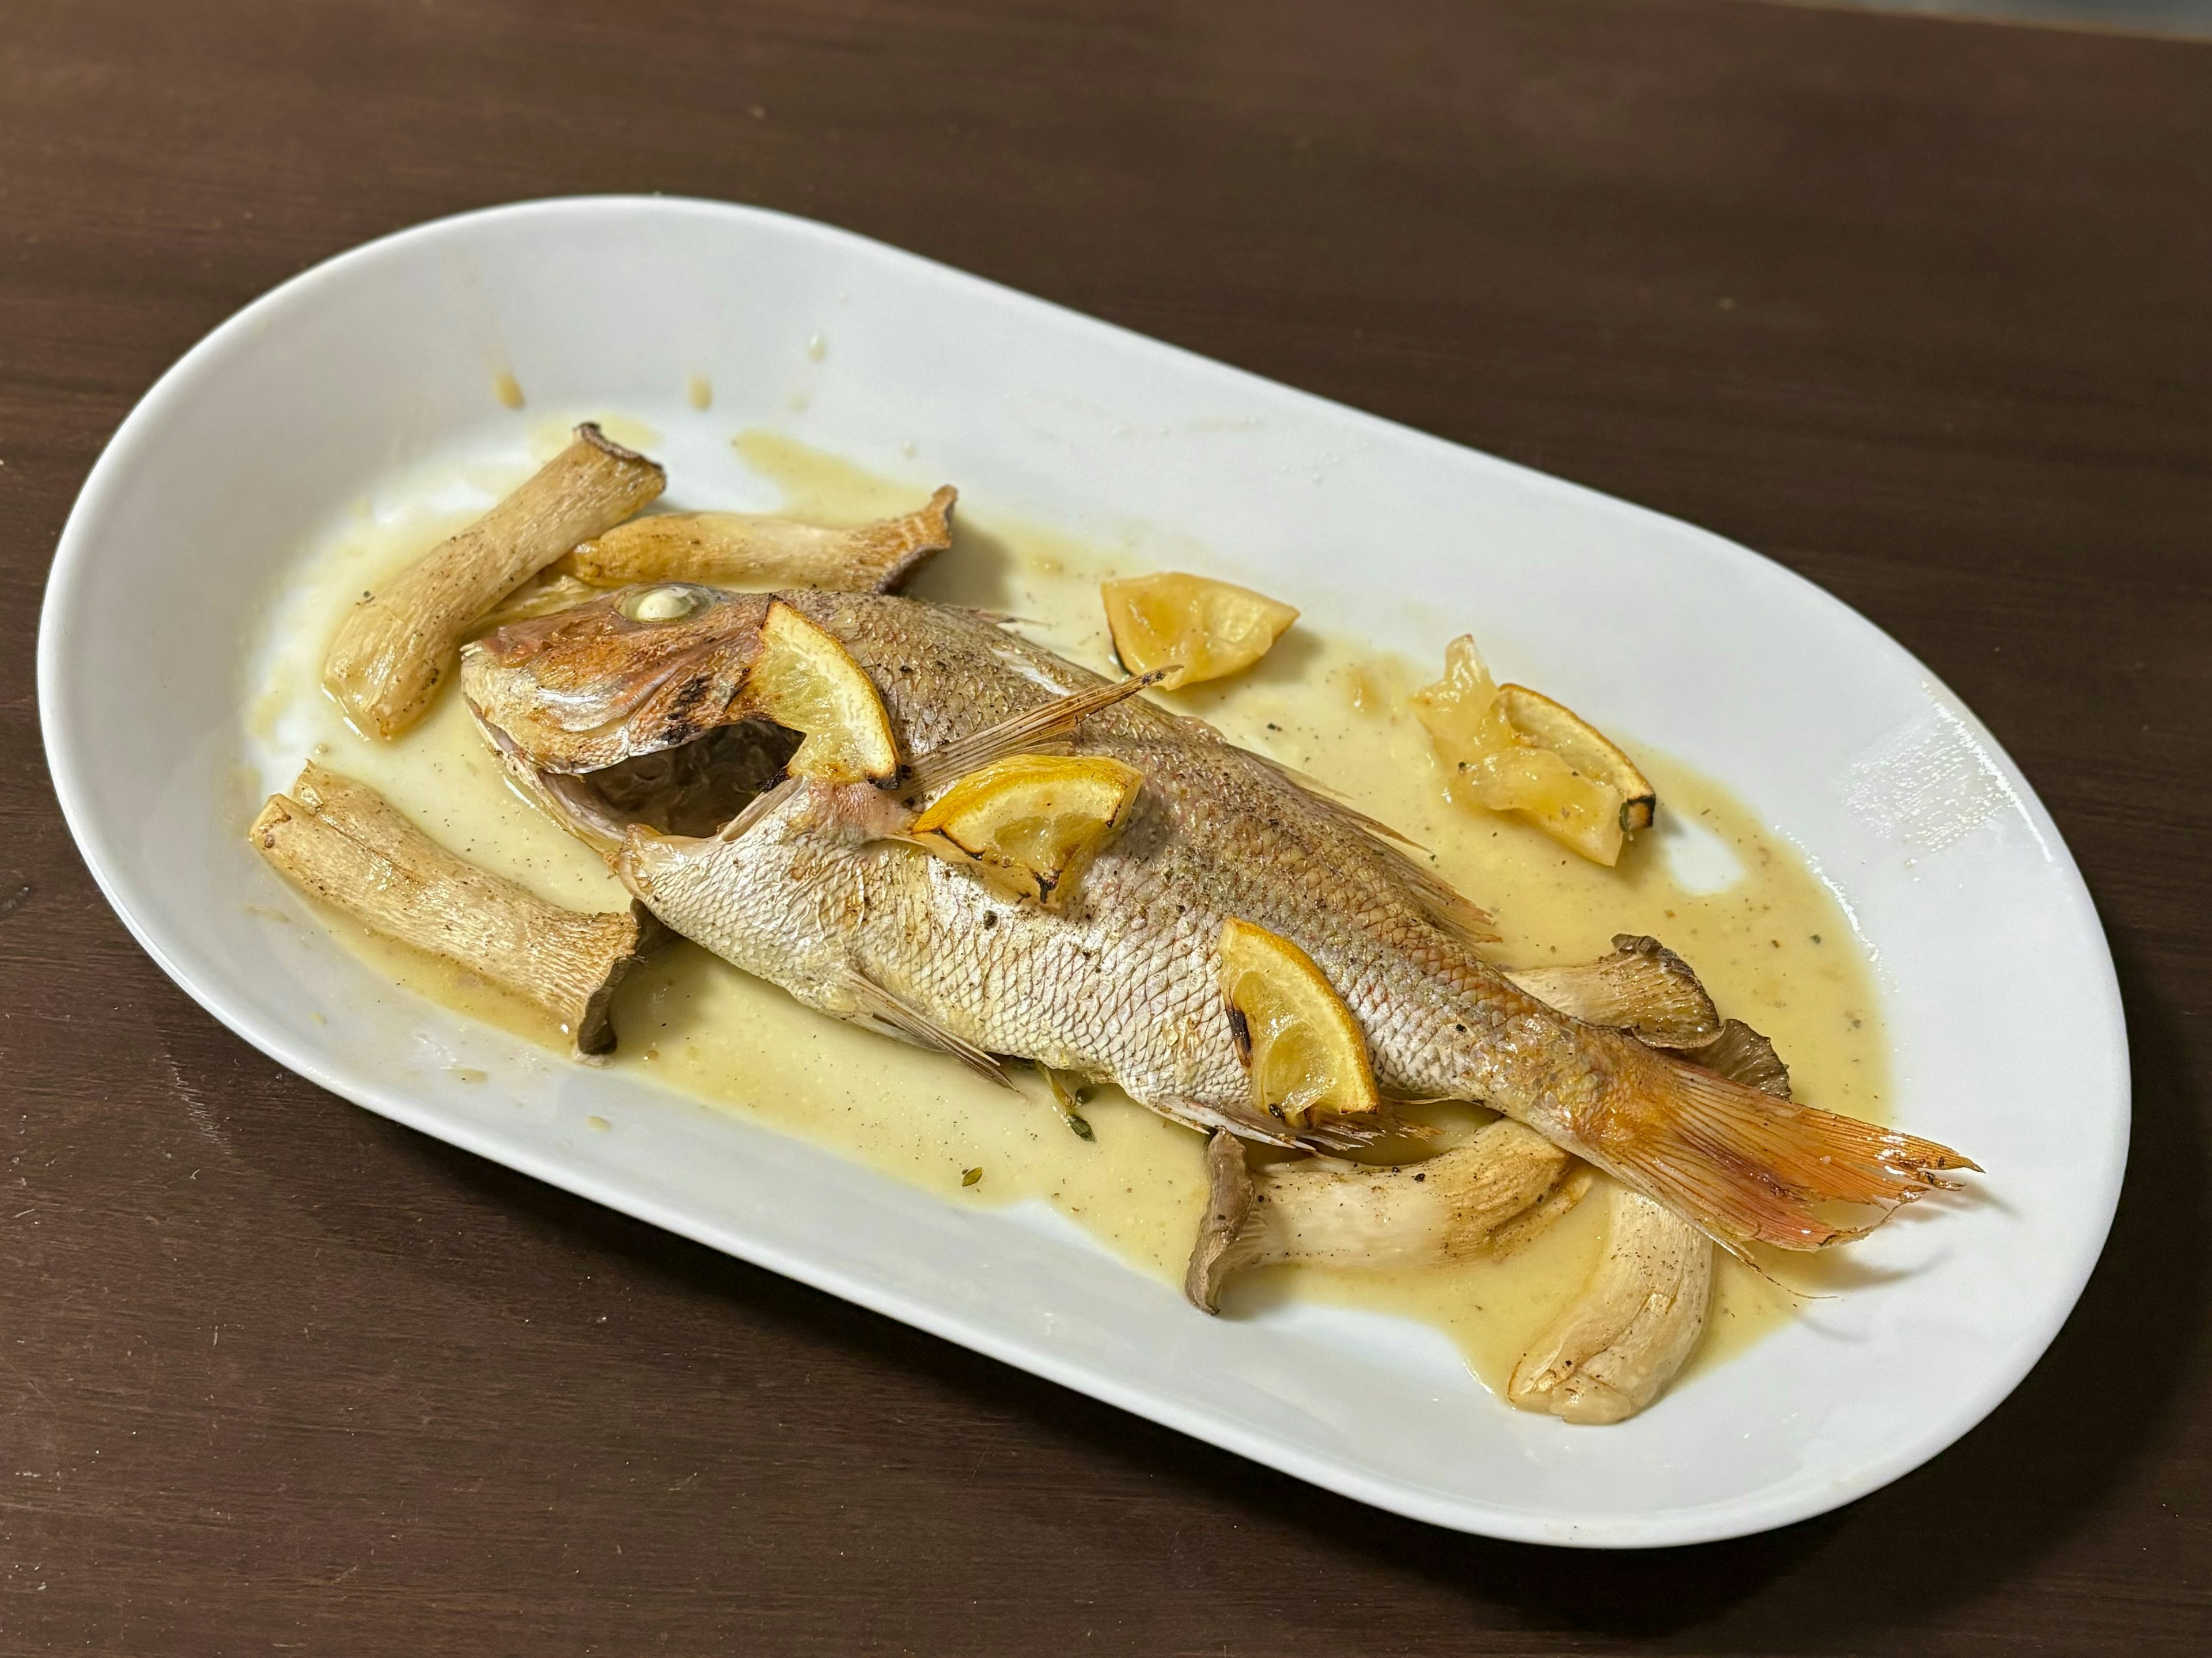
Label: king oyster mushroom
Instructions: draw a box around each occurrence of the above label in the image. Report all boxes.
[249,763,665,1056]
[324,423,666,738]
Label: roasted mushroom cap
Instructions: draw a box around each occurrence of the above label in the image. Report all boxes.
[1505,980,1798,1425]
[1508,1184,1714,1425]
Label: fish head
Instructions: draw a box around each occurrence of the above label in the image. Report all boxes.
[462,584,801,850]
[463,583,773,769]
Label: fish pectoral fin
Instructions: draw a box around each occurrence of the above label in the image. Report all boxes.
[1506,935,1722,1049]
[902,669,1172,796]
[839,968,1015,1091]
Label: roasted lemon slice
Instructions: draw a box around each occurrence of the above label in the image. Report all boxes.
[1460,747,1627,866]
[911,754,1144,906]
[1408,633,1521,757]
[1411,636,1649,866]
[1497,683,1655,832]
[1101,572,1298,688]
[752,602,899,783]
[1217,917,1381,1129]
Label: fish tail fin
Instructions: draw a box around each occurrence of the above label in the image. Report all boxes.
[902,669,1172,795]
[1597,1049,1979,1253]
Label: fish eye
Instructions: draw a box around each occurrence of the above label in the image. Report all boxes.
[620,585,709,624]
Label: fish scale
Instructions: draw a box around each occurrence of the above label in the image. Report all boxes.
[599,593,1597,1129]
[463,586,1976,1250]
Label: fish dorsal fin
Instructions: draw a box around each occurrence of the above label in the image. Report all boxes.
[1506,934,1722,1049]
[901,669,1172,796]
[1380,850,1502,948]
[1241,749,1500,946]
[840,967,1014,1090]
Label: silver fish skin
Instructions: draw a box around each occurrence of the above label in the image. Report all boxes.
[462,587,1975,1251]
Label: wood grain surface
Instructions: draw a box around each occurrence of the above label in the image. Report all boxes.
[4,1,2207,1651]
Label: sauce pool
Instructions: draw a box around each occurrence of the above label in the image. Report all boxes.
[245,427,1889,1404]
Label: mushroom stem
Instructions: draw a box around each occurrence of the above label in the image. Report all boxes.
[562,485,956,593]
[324,424,665,737]
[1184,1121,1577,1312]
[248,764,665,1056]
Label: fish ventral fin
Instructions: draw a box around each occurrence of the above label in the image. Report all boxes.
[1600,1046,1979,1255]
[840,967,1014,1090]
[902,669,1173,796]
[1145,1093,1394,1154]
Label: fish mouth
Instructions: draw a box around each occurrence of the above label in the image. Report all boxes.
[485,711,804,851]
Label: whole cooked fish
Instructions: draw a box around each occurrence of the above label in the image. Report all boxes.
[461,585,1972,1255]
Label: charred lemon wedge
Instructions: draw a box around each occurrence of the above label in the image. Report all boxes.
[1217,917,1381,1129]
[1411,635,1649,867]
[1101,572,1298,688]
[752,602,899,783]
[911,754,1144,907]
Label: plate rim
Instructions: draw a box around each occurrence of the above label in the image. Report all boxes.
[36,194,2131,1547]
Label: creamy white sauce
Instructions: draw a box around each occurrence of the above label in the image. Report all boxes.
[245,428,1889,1402]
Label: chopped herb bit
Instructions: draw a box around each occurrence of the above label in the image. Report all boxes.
[961,1166,983,1187]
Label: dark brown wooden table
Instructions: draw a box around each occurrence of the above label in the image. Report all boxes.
[5,1,2207,1651]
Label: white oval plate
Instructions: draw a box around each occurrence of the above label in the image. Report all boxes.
[38,197,2126,1547]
